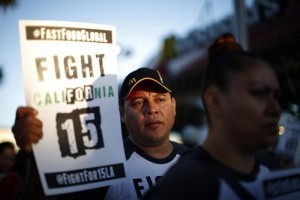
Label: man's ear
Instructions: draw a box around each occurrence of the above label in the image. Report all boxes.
[119,106,125,123]
[171,97,176,116]
[203,86,222,117]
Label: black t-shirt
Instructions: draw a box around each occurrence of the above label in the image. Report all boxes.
[143,146,281,200]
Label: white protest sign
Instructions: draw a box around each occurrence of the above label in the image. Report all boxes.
[275,117,300,159]
[259,167,300,200]
[19,20,126,195]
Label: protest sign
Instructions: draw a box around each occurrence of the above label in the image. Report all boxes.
[19,20,126,195]
[259,167,300,200]
[275,115,300,161]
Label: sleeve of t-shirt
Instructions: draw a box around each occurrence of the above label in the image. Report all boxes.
[105,183,131,200]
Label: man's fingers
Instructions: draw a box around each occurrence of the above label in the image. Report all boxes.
[12,115,43,137]
[28,129,43,143]
[12,106,43,153]
[14,129,31,152]
[15,106,38,121]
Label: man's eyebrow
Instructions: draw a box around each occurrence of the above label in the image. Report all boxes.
[127,95,145,101]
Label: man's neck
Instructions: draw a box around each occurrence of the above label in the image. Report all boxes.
[130,138,173,159]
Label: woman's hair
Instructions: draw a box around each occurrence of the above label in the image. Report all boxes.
[201,32,269,96]
[201,33,276,123]
[203,33,245,93]
[207,32,243,60]
[0,141,15,155]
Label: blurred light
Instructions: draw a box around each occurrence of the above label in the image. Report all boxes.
[278,125,285,136]
[170,131,183,144]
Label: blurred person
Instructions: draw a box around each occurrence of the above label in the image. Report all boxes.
[11,67,189,200]
[0,141,22,200]
[143,33,283,200]
[0,141,16,180]
[181,123,208,148]
[181,109,208,147]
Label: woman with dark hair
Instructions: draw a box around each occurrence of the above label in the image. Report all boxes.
[0,141,22,200]
[0,141,16,180]
[143,33,282,200]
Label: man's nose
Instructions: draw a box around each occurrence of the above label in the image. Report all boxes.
[145,100,158,115]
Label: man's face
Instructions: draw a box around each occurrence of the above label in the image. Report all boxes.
[121,81,176,147]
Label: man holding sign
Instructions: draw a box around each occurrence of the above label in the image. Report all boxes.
[12,67,189,199]
[105,67,189,200]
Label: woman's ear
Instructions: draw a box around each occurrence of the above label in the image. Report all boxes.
[203,86,222,117]
[119,106,125,123]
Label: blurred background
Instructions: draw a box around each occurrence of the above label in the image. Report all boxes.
[1,0,300,164]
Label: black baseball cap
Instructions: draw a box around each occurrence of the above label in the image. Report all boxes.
[119,67,171,103]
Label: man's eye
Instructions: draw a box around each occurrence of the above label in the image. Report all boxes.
[157,97,166,102]
[154,97,166,103]
[132,100,143,106]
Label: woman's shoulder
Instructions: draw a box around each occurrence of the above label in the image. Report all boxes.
[165,146,217,178]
